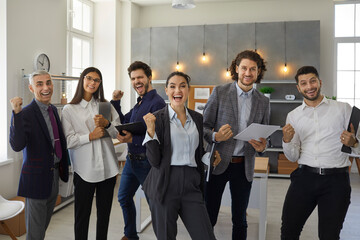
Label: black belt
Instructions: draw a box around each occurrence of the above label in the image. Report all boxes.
[299,164,348,175]
[128,152,147,161]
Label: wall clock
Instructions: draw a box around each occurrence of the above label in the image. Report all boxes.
[34,53,50,72]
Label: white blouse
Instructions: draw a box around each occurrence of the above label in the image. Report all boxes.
[62,98,121,182]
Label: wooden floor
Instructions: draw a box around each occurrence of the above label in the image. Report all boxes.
[1,174,360,240]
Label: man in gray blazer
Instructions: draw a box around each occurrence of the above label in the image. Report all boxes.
[203,50,270,240]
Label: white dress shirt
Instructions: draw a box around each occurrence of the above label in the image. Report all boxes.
[62,98,121,182]
[283,97,360,168]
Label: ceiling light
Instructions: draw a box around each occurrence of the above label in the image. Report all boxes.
[172,0,196,9]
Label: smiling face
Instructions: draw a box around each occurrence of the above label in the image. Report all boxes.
[29,74,53,105]
[130,69,152,97]
[165,75,189,108]
[297,73,322,102]
[236,58,259,90]
[83,72,101,98]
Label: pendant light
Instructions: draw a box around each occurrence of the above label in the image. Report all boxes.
[254,22,257,52]
[202,25,206,62]
[283,22,288,73]
[176,26,180,70]
[226,24,230,78]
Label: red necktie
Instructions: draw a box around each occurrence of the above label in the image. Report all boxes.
[47,106,62,159]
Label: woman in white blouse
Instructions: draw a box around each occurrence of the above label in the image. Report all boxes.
[62,67,120,240]
[142,72,219,240]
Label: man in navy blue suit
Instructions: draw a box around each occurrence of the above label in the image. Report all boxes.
[9,70,69,240]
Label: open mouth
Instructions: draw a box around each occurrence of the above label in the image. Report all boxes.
[173,95,183,102]
[136,84,144,92]
[41,92,51,96]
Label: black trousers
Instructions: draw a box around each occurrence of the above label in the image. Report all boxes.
[281,167,351,240]
[73,173,116,240]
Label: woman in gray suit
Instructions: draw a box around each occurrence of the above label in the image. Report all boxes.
[142,71,218,240]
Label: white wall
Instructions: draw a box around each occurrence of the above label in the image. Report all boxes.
[131,0,334,96]
[1,0,68,198]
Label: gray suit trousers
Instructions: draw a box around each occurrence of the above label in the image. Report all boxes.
[25,169,59,240]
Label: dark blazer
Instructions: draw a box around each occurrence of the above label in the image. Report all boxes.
[143,106,205,203]
[9,99,69,199]
[203,82,270,182]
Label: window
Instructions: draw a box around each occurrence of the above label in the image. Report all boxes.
[67,0,93,98]
[335,2,360,107]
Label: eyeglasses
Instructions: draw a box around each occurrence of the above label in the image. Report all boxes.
[85,75,101,83]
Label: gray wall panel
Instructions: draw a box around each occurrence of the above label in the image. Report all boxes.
[286,21,320,77]
[257,22,285,81]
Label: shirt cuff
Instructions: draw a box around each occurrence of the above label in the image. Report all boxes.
[80,134,90,145]
[212,132,220,143]
[142,131,159,146]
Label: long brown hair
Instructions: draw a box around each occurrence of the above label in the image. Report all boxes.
[69,67,106,104]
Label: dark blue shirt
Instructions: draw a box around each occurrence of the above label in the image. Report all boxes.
[111,89,166,154]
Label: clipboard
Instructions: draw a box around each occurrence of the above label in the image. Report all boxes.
[342,106,360,153]
[115,122,146,136]
[99,102,111,138]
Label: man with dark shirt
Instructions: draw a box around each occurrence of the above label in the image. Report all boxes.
[111,61,166,240]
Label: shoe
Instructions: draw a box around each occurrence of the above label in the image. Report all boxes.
[121,236,128,240]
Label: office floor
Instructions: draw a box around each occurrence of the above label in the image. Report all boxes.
[1,174,360,240]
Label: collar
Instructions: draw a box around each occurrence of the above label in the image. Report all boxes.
[235,83,254,97]
[168,104,191,122]
[301,95,328,110]
[34,99,50,111]
[140,89,157,103]
[79,97,97,109]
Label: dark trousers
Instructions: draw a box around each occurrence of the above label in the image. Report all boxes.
[73,172,116,240]
[281,167,351,240]
[205,162,252,240]
[149,166,215,240]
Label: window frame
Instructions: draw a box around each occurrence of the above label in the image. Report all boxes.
[335,1,360,107]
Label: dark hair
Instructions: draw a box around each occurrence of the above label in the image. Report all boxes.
[127,61,152,78]
[295,66,320,84]
[70,67,106,104]
[229,50,267,83]
[166,71,191,87]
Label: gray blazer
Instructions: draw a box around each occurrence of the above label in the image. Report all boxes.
[203,81,270,182]
[143,106,205,203]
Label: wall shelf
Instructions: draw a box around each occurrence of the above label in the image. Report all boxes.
[261,80,297,84]
[270,99,302,103]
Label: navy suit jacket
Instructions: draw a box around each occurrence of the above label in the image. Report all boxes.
[9,99,69,199]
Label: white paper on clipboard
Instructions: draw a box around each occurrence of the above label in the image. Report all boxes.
[233,123,280,141]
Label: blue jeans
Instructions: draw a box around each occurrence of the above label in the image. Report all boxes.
[205,161,252,240]
[118,155,151,239]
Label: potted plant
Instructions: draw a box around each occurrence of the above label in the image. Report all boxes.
[259,86,274,98]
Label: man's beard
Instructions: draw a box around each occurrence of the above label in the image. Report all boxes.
[302,88,321,101]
